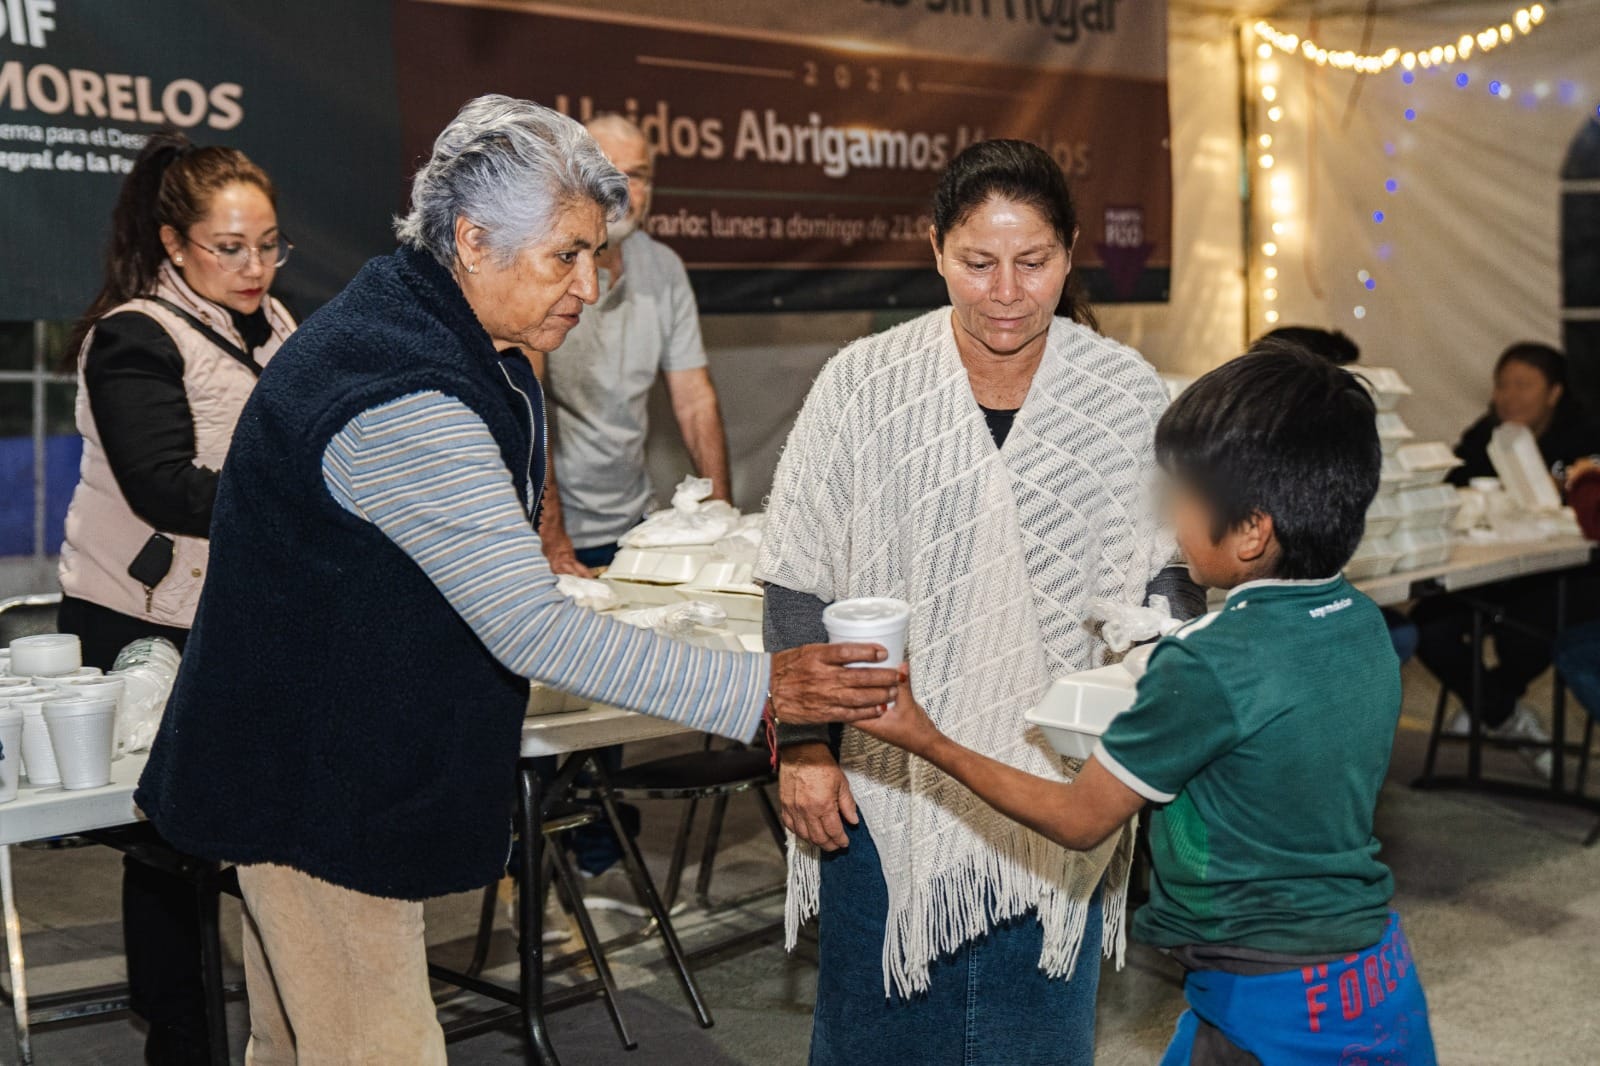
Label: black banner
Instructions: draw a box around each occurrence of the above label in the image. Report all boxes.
[0,0,400,321]
[0,0,1169,321]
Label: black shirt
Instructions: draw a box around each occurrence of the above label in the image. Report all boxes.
[980,405,1020,449]
[83,306,271,538]
[1446,407,1600,487]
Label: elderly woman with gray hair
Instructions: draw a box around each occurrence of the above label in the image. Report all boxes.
[134,94,897,1064]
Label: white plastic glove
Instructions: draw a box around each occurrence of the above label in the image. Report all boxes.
[1088,594,1184,654]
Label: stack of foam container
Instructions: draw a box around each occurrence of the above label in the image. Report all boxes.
[1346,368,1462,580]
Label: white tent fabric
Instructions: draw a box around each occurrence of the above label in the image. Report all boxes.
[1255,0,1600,443]
[645,0,1600,511]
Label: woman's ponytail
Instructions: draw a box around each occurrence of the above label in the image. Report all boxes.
[67,131,192,359]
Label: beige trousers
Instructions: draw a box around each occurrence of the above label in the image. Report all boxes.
[237,863,447,1066]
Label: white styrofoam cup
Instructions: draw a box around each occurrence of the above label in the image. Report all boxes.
[822,597,911,669]
[43,697,117,790]
[0,705,23,803]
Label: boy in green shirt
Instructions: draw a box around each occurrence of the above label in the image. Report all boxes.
[859,344,1436,1064]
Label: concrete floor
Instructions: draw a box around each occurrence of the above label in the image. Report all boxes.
[6,659,1600,1065]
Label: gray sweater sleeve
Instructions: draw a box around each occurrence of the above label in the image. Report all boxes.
[764,583,837,751]
[1146,564,1208,622]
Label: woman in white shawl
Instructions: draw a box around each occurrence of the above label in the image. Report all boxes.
[758,140,1203,1064]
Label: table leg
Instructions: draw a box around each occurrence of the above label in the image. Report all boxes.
[518,763,561,1066]
[1,845,32,1065]
[1551,574,1569,794]
[195,863,229,1064]
[1468,606,1485,784]
[590,758,714,1029]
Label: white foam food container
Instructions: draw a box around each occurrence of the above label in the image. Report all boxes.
[1376,412,1415,442]
[1379,456,1409,488]
[1488,423,1563,512]
[1023,664,1139,762]
[1365,494,1403,538]
[526,683,590,718]
[603,577,691,608]
[1395,442,1460,488]
[1396,484,1464,530]
[1344,536,1402,581]
[684,560,761,595]
[1392,527,1454,571]
[606,546,714,585]
[1356,366,1413,412]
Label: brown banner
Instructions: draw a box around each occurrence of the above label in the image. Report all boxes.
[394,0,1171,307]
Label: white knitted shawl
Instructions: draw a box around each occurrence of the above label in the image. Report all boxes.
[758,309,1173,997]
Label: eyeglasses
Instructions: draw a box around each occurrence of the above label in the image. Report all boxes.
[185,235,293,272]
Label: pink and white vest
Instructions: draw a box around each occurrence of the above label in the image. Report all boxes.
[58,263,294,628]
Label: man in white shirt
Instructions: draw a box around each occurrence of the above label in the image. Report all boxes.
[531,115,734,900]
[535,114,731,576]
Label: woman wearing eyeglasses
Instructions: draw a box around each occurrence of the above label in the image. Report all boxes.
[58,130,294,1066]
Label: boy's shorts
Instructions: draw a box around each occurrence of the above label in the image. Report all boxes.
[1160,912,1436,1065]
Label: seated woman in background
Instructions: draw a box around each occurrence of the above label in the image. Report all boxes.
[1412,343,1600,771]
[1444,342,1600,487]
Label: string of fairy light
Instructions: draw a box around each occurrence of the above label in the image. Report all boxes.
[1253,4,1547,75]
[1248,3,1553,328]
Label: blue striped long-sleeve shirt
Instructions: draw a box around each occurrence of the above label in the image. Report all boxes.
[320,390,770,742]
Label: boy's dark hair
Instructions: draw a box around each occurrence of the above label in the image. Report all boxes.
[1258,325,1360,366]
[1157,341,1381,580]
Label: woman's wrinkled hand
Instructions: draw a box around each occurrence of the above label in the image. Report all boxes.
[769,644,901,724]
[779,742,858,851]
[851,676,941,757]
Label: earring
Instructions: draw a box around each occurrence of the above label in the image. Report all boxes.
[466,262,479,274]
[174,255,184,266]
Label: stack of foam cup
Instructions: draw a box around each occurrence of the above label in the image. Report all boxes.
[821,597,911,703]
[51,675,127,758]
[0,683,36,803]
[43,696,117,790]
[9,633,82,678]
[31,668,101,689]
[11,689,63,787]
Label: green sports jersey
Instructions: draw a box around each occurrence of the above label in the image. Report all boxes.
[1096,576,1399,955]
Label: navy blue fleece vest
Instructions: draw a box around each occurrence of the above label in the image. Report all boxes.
[136,246,546,899]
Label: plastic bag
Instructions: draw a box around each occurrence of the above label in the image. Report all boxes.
[619,476,740,548]
[1088,595,1183,655]
[555,574,620,612]
[711,514,766,564]
[613,600,728,637]
[111,636,181,754]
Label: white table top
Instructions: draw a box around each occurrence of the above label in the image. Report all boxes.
[521,704,693,758]
[1352,535,1596,607]
[0,752,146,848]
[5,538,1583,846]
